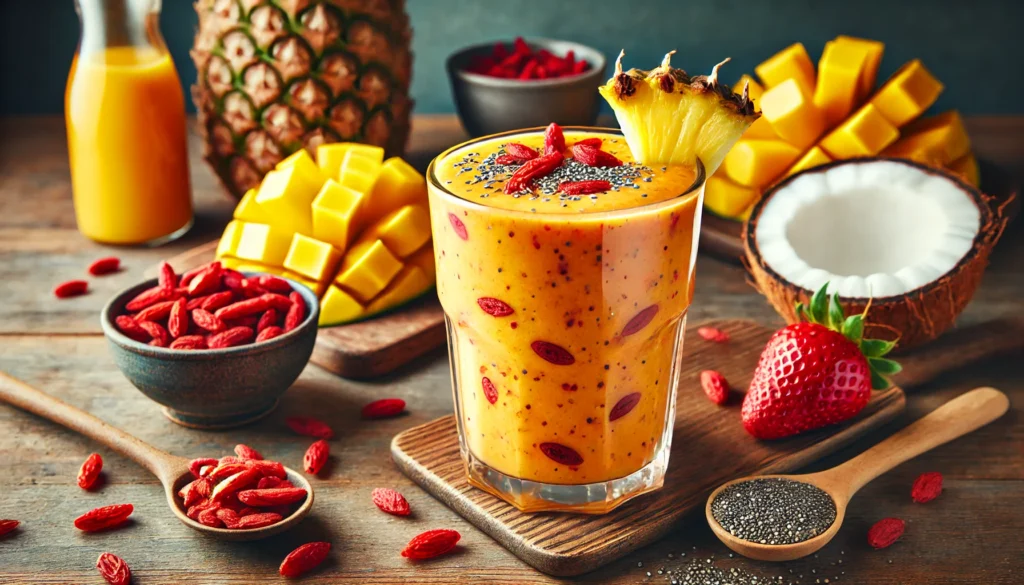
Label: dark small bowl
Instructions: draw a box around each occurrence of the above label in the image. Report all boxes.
[447,38,606,137]
[100,273,319,429]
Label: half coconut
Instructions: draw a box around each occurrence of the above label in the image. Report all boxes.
[744,157,1010,349]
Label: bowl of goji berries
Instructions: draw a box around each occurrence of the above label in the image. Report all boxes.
[447,37,606,137]
[100,261,320,429]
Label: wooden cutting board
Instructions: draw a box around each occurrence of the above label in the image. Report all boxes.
[154,241,445,379]
[391,317,1023,577]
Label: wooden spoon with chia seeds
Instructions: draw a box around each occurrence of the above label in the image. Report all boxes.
[0,372,314,541]
[705,386,1009,561]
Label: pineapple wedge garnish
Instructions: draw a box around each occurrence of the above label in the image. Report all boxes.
[599,50,759,174]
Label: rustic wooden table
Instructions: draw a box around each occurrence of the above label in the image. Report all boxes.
[0,115,1021,584]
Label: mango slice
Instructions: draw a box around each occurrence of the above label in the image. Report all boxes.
[284,233,342,282]
[742,116,779,140]
[311,178,365,250]
[318,285,365,326]
[724,140,802,187]
[282,270,327,297]
[316,143,384,180]
[704,175,761,219]
[406,245,436,280]
[353,204,431,259]
[785,146,832,178]
[834,36,884,101]
[334,240,404,303]
[870,59,944,127]
[234,188,272,224]
[275,149,316,171]
[365,265,432,315]
[254,162,323,236]
[220,257,284,275]
[234,222,295,266]
[759,78,826,150]
[363,157,429,226]
[820,104,899,158]
[947,153,980,188]
[882,111,971,167]
[814,40,871,128]
[755,43,816,96]
[216,220,243,259]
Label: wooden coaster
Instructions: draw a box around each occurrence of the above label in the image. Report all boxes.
[392,319,905,576]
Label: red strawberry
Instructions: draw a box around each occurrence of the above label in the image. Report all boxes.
[741,283,901,440]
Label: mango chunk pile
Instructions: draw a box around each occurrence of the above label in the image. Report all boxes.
[707,36,978,220]
[215,143,435,326]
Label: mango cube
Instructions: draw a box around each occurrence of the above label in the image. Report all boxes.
[406,244,436,280]
[366,266,432,315]
[364,157,429,226]
[220,257,284,275]
[704,175,761,219]
[759,78,826,150]
[282,270,327,298]
[335,240,403,303]
[814,40,871,128]
[834,36,885,101]
[284,233,342,282]
[947,153,980,188]
[216,220,243,259]
[275,149,316,171]
[820,103,899,158]
[233,222,294,267]
[870,59,944,127]
[318,285,365,326]
[338,166,378,197]
[724,140,802,187]
[742,115,779,140]
[882,111,971,166]
[354,204,431,259]
[755,43,816,96]
[785,146,832,178]
[311,179,365,250]
[735,74,765,106]
[234,188,272,224]
[254,162,324,236]
[316,143,385,180]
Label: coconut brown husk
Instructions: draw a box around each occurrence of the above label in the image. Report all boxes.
[742,157,1013,351]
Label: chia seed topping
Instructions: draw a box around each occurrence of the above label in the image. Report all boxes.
[711,478,837,545]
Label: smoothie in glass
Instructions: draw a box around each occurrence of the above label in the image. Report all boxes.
[427,127,704,513]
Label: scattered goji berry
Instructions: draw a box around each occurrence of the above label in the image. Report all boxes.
[74,504,134,532]
[285,416,334,439]
[0,519,20,537]
[303,440,330,475]
[279,541,331,577]
[495,154,527,165]
[234,444,263,461]
[361,398,406,419]
[911,471,943,504]
[867,517,905,549]
[401,529,461,560]
[504,152,563,194]
[504,142,539,160]
[88,257,121,276]
[543,122,565,156]
[372,487,411,516]
[157,261,177,291]
[482,377,498,405]
[571,143,622,167]
[477,297,514,317]
[207,326,254,349]
[559,180,612,195]
[237,487,308,507]
[95,552,131,585]
[697,326,730,343]
[77,453,103,490]
[575,137,602,148]
[54,280,88,299]
[700,370,730,405]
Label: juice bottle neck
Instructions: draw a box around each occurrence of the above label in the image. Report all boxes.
[75,0,167,56]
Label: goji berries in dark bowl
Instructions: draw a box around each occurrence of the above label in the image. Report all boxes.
[100,270,320,430]
[447,38,606,137]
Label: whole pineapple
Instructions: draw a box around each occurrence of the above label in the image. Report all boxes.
[191,0,414,198]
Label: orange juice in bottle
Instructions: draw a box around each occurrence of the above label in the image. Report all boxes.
[66,0,192,245]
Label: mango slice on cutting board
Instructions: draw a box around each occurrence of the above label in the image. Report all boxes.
[214,143,436,327]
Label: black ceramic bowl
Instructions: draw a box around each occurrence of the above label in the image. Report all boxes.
[100,273,319,429]
[447,38,606,137]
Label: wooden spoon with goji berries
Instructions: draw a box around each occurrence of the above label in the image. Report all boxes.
[0,372,314,541]
[705,386,1009,562]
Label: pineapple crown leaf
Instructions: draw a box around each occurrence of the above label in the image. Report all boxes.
[797,282,902,391]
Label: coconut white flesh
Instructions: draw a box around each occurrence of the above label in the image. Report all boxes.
[755,160,980,298]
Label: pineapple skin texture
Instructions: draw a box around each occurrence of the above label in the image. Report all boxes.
[192,0,414,199]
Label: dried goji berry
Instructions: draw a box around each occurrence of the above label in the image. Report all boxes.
[170,335,207,350]
[543,122,565,156]
[539,442,583,466]
[158,261,177,291]
[148,338,167,348]
[74,504,133,532]
[179,264,209,288]
[257,476,288,490]
[401,529,461,560]
[125,286,174,311]
[700,370,730,405]
[134,299,176,322]
[167,298,188,338]
[280,541,331,577]
[191,308,225,333]
[477,297,514,317]
[186,500,213,520]
[245,459,287,479]
[226,315,260,328]
[137,321,170,346]
[188,264,223,296]
[504,152,563,194]
[215,508,241,529]
[911,471,943,504]
[481,377,498,405]
[621,304,659,337]
[530,340,575,365]
[285,416,334,439]
[211,468,260,502]
[257,308,279,333]
[197,506,223,528]
[221,268,244,289]
[448,213,469,240]
[575,137,602,148]
[609,392,642,422]
[54,280,88,299]
[257,275,293,294]
[200,290,235,311]
[559,180,612,195]
[207,326,254,349]
[0,519,20,537]
[186,295,209,311]
[114,315,150,342]
[239,278,269,298]
[95,552,131,585]
[303,440,330,475]
[178,478,209,507]
[234,444,263,461]
[77,453,103,490]
[237,487,308,507]
[88,257,121,276]
[235,512,282,529]
[215,297,272,320]
[372,487,410,516]
[504,142,539,160]
[189,458,218,478]
[256,326,284,343]
[495,154,526,165]
[571,143,622,167]
[867,517,905,549]
[361,398,406,419]
[207,462,248,482]
[284,292,305,331]
[697,326,730,343]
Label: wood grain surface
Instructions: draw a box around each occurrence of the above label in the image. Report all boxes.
[157,241,446,379]
[0,115,1022,584]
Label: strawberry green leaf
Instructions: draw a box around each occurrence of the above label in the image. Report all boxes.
[841,315,864,344]
[861,339,897,358]
[795,302,808,323]
[828,293,845,331]
[809,283,830,325]
[870,370,891,390]
[869,357,903,375]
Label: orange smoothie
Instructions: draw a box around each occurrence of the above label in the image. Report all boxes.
[428,128,704,512]
[66,46,192,245]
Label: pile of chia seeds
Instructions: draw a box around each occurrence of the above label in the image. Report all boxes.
[638,549,849,585]
[711,478,837,545]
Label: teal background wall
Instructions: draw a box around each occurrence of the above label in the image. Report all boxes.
[1,0,1021,115]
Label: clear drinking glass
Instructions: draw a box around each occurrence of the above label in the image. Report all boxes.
[426,127,705,513]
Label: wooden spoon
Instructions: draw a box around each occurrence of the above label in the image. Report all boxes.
[706,386,1009,561]
[0,372,314,541]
